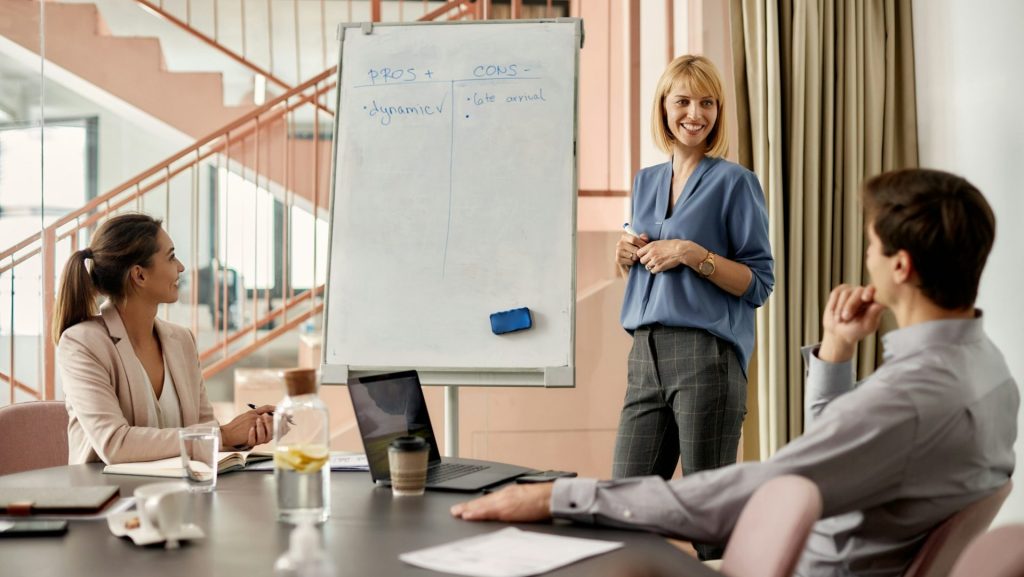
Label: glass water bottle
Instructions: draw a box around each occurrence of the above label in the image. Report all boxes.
[274,368,331,523]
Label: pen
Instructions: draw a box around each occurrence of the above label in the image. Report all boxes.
[248,403,295,425]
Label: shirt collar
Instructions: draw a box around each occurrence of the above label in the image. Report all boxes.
[881,311,985,362]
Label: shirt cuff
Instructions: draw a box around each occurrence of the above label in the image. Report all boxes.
[802,344,855,395]
[550,477,598,524]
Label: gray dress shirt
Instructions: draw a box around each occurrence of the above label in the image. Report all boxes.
[552,315,1018,576]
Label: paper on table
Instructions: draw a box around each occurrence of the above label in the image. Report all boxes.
[327,453,370,471]
[244,452,369,472]
[399,527,623,577]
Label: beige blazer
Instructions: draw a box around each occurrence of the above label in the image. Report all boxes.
[58,302,216,465]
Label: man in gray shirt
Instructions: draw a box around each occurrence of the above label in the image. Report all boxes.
[451,168,1019,577]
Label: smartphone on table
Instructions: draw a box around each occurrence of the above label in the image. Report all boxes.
[0,520,69,537]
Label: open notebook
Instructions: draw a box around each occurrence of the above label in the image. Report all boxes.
[103,450,272,478]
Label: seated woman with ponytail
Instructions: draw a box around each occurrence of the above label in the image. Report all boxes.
[55,213,276,465]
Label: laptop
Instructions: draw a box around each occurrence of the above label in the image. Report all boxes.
[347,370,535,492]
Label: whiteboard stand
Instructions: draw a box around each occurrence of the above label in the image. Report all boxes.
[322,19,583,462]
[444,386,458,457]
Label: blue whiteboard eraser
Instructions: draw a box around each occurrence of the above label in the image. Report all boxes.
[490,307,532,335]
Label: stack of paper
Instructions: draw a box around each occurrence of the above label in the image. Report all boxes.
[244,452,369,472]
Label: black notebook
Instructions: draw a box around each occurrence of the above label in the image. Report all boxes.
[0,486,120,516]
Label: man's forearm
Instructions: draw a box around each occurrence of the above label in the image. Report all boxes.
[803,344,856,425]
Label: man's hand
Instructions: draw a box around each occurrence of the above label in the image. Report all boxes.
[819,284,885,363]
[450,483,555,522]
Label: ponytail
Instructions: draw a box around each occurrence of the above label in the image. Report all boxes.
[53,249,97,344]
[51,213,163,344]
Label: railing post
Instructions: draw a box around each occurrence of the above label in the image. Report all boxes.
[371,0,381,22]
[42,227,56,400]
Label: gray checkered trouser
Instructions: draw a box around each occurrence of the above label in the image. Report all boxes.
[611,325,747,560]
[612,324,747,479]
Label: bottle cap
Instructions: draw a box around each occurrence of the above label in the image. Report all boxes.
[389,436,428,452]
[282,368,316,396]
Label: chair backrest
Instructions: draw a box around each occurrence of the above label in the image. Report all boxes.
[949,524,1024,577]
[903,480,1014,577]
[0,401,69,476]
[720,475,823,577]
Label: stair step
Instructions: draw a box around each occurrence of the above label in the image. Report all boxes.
[0,0,256,137]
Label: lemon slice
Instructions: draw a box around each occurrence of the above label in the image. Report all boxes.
[273,448,301,470]
[275,445,328,473]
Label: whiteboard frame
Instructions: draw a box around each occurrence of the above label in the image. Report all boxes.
[321,18,584,388]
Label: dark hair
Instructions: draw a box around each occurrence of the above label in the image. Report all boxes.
[53,213,164,344]
[862,169,995,310]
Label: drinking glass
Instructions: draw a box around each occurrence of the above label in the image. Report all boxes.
[179,426,220,493]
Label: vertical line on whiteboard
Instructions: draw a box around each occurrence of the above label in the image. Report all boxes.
[442,81,455,278]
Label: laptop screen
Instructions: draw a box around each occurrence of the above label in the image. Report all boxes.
[347,371,443,480]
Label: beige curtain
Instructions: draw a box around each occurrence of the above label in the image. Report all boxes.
[730,0,918,457]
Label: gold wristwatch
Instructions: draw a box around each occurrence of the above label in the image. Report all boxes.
[698,250,716,278]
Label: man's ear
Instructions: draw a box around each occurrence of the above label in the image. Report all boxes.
[892,249,914,285]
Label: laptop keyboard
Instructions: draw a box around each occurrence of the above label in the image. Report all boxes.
[427,462,487,484]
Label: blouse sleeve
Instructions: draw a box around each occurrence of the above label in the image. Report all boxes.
[727,171,774,307]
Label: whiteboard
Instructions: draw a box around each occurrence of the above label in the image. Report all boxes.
[322,20,582,387]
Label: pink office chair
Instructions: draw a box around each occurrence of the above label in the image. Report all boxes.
[720,475,823,577]
[903,481,1014,577]
[949,524,1024,577]
[0,400,69,476]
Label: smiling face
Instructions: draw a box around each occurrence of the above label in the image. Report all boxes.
[135,228,184,305]
[663,80,719,153]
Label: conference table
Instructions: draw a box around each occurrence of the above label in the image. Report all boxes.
[0,464,719,577]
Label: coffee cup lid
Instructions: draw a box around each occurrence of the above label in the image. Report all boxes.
[390,436,428,451]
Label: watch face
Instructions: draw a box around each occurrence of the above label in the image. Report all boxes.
[700,260,714,276]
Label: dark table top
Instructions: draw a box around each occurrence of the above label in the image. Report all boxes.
[0,465,718,577]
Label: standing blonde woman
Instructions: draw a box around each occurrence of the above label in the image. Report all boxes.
[612,55,774,558]
[54,213,274,465]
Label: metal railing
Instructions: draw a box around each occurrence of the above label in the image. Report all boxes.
[1,69,335,403]
[1,0,570,403]
[131,0,506,91]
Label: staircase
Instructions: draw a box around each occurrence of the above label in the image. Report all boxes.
[0,0,504,403]
[0,0,257,138]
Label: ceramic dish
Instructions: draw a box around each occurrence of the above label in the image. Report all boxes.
[107,511,205,547]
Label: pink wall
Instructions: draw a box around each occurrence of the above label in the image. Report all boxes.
[576,0,631,197]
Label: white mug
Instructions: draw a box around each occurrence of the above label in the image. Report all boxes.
[134,482,190,548]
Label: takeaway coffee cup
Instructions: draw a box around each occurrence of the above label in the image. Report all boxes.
[388,436,430,496]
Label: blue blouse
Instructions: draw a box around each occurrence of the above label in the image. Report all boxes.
[621,157,774,374]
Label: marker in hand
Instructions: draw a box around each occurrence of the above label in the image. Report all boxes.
[248,403,295,425]
[622,223,653,273]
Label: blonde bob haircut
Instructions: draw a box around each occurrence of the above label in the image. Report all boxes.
[651,54,729,158]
